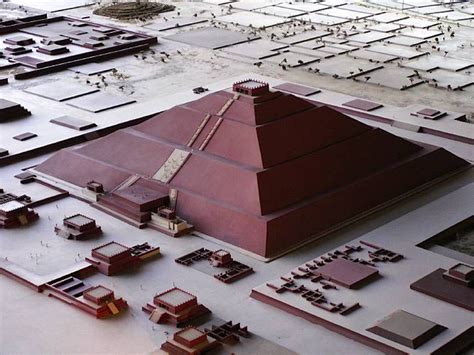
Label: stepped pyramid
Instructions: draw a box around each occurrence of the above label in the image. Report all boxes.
[35,80,469,258]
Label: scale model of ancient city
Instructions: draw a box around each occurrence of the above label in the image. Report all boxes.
[0,0,473,354]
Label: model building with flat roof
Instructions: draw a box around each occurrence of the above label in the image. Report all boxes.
[55,214,102,240]
[86,241,160,275]
[0,200,39,228]
[161,327,220,354]
[142,287,210,326]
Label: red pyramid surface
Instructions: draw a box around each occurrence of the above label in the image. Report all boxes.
[36,82,469,258]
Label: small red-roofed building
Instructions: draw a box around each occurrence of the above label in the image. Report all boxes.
[232,79,269,96]
[142,287,210,326]
[82,285,128,318]
[161,327,220,355]
[0,200,39,228]
[85,241,160,275]
[209,249,233,267]
[55,214,102,240]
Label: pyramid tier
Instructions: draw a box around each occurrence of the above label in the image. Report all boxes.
[135,104,372,169]
[38,125,426,216]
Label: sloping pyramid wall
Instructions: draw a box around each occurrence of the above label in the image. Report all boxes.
[35,84,470,258]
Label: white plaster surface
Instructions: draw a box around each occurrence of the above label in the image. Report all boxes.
[216,11,291,28]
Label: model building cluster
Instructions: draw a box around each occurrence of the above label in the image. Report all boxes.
[1,0,473,354]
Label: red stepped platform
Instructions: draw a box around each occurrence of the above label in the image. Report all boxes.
[46,277,128,319]
[161,327,220,354]
[143,287,211,327]
[54,213,102,240]
[85,241,160,275]
[0,200,39,228]
[34,80,470,259]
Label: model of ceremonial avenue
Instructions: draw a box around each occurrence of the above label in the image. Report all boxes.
[0,0,473,354]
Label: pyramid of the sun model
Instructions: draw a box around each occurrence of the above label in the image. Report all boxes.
[35,80,469,258]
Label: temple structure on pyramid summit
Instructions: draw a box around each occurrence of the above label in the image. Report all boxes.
[31,79,470,259]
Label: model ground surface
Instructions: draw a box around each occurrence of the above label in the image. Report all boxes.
[1,0,474,354]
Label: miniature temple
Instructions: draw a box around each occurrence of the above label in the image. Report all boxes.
[161,327,220,355]
[209,249,233,267]
[85,241,160,275]
[0,199,38,228]
[160,321,250,354]
[142,287,210,326]
[55,214,102,240]
[33,80,469,258]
